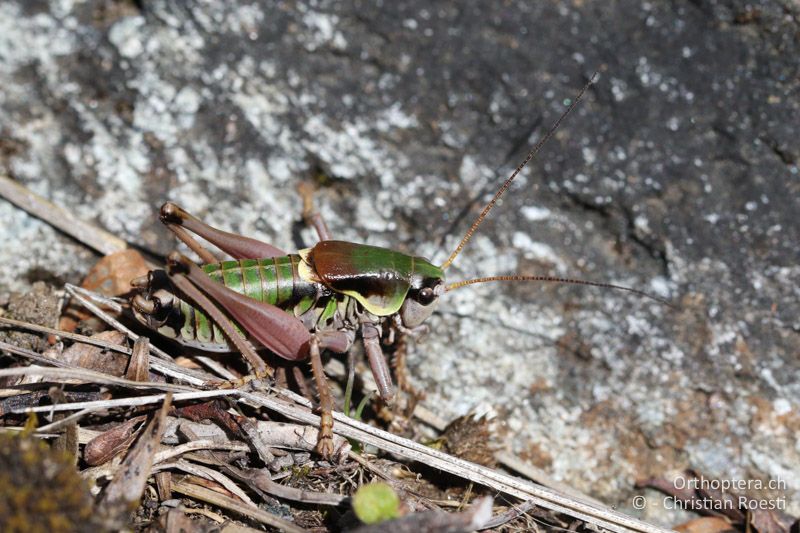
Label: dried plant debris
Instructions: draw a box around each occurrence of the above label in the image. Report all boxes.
[84,415,147,466]
[0,281,60,352]
[638,470,798,533]
[58,329,130,375]
[99,394,173,526]
[59,249,150,335]
[0,278,671,533]
[673,516,740,533]
[440,412,498,468]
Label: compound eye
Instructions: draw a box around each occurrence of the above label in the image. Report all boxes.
[418,287,435,305]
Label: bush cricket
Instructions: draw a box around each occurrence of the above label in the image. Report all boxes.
[130,76,670,457]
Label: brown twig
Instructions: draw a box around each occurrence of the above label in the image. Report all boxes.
[0,174,129,255]
[0,316,133,355]
[0,366,196,394]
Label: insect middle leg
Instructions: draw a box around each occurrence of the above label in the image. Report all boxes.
[298,182,332,242]
[392,334,420,398]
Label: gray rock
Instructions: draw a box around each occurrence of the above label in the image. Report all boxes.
[0,0,797,526]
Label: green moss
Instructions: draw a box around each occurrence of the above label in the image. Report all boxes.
[0,431,97,533]
[290,464,312,479]
[352,482,401,524]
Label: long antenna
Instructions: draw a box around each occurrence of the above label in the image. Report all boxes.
[440,72,597,270]
[446,275,675,308]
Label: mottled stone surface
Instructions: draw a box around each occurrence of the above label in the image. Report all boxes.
[1,0,798,526]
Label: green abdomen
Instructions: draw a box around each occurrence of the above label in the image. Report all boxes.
[177,255,319,347]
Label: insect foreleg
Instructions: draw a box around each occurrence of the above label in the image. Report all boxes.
[160,202,286,260]
[391,334,417,397]
[391,315,430,339]
[361,322,395,402]
[298,183,332,242]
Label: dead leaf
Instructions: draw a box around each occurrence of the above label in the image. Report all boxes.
[99,394,172,520]
[58,249,149,333]
[60,330,129,376]
[84,415,146,466]
[125,336,150,381]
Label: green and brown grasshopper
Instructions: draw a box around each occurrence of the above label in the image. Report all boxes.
[130,79,668,456]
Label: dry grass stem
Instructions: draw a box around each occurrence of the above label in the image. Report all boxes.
[0,366,197,395]
[170,480,308,533]
[0,339,77,369]
[0,174,130,256]
[495,450,606,508]
[156,459,256,507]
[0,316,133,354]
[7,387,236,414]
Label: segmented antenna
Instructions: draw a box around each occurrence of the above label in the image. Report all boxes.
[440,72,597,270]
[446,275,675,308]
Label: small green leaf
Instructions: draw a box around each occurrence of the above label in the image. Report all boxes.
[352,482,401,524]
[353,393,371,420]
